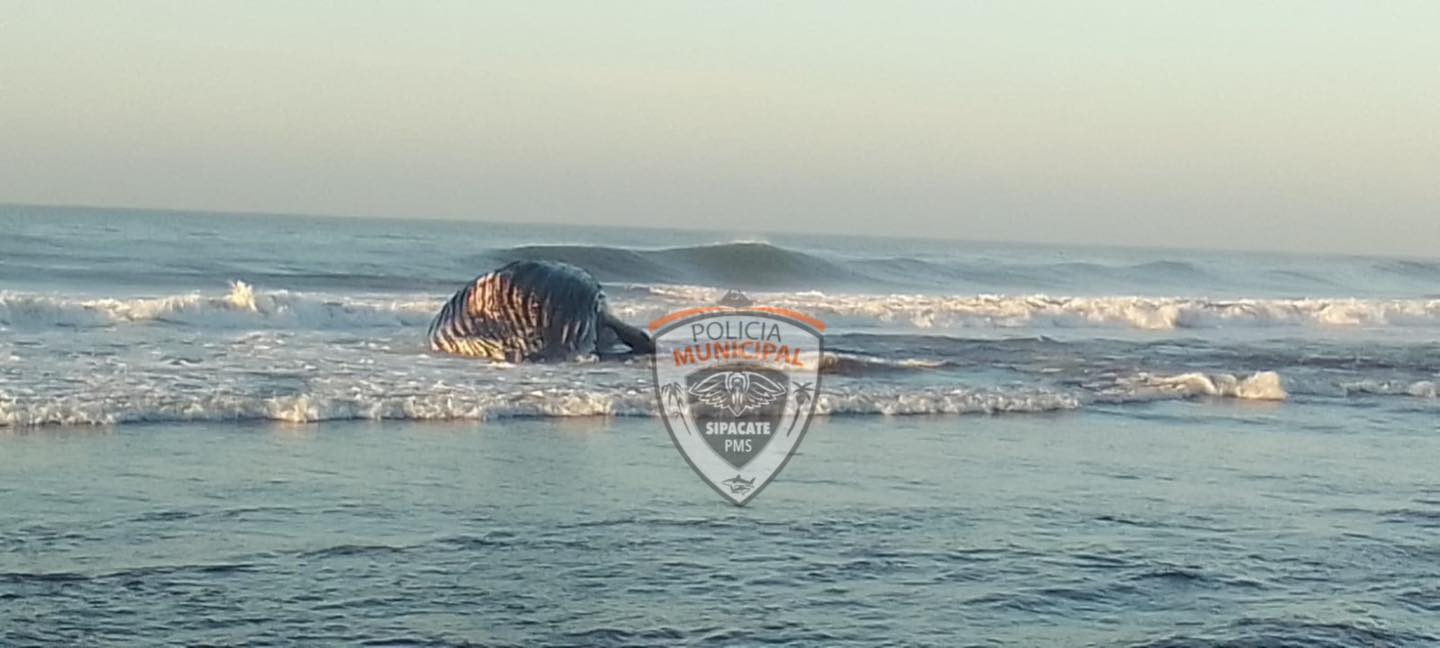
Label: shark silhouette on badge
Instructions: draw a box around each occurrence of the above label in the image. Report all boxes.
[721,475,755,494]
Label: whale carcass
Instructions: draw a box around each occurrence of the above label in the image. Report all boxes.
[428,260,653,362]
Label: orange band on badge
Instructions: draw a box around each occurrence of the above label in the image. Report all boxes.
[647,306,826,332]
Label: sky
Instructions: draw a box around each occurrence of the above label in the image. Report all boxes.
[2,1,1437,256]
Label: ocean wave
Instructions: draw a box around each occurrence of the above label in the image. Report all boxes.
[482,242,1241,292]
[0,282,438,330]
[819,353,951,376]
[1339,379,1438,398]
[5,365,1439,428]
[1100,371,1289,402]
[817,388,1080,415]
[625,287,1440,331]
[1373,258,1440,281]
[9,281,1440,334]
[0,386,1079,427]
[1094,372,1438,401]
[483,242,871,288]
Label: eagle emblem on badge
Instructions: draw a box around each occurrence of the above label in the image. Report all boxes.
[687,370,788,417]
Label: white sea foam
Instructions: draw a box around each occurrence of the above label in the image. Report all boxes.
[6,363,1439,427]
[0,385,1082,427]
[1340,380,1438,398]
[0,282,439,330]
[1105,371,1289,401]
[817,388,1081,415]
[0,388,657,427]
[6,282,1440,429]
[7,283,1440,333]
[625,286,1440,331]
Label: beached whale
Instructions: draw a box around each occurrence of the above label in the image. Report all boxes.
[428,260,654,362]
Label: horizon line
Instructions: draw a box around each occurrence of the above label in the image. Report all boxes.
[0,200,1426,262]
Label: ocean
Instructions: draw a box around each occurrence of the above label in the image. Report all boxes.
[1,204,1437,646]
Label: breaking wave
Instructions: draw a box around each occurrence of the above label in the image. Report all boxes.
[483,242,870,289]
[481,242,1241,292]
[0,386,1081,427]
[471,241,1440,295]
[1339,380,1438,398]
[1098,371,1289,402]
[0,282,439,330]
[5,365,1439,428]
[627,286,1440,331]
[7,282,1440,334]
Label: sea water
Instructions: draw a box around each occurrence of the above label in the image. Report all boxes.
[1,205,1437,645]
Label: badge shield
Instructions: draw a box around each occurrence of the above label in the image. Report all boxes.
[651,309,824,505]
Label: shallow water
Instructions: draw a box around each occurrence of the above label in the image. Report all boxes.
[3,205,1440,428]
[2,205,1439,645]
[3,409,1437,646]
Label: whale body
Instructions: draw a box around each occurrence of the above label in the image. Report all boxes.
[428,260,653,362]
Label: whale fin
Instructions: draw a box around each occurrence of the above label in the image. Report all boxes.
[601,310,654,355]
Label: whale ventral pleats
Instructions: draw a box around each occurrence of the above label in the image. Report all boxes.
[428,260,651,362]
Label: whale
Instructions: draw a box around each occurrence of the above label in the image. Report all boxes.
[428,260,654,362]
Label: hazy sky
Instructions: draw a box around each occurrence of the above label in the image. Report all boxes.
[2,1,1437,255]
